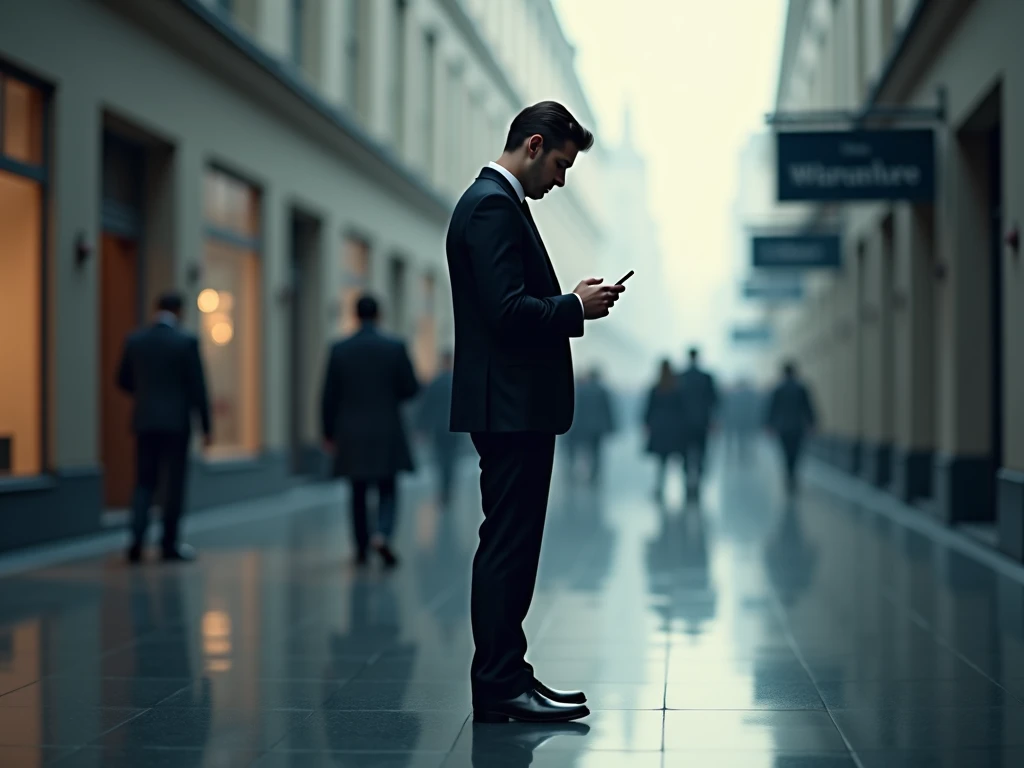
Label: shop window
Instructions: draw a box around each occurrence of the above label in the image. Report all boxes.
[201,168,262,459]
[0,70,47,478]
[340,236,371,337]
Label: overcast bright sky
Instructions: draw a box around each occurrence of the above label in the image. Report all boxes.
[554,0,787,372]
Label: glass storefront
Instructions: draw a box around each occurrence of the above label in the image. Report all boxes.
[0,70,47,478]
[201,168,262,459]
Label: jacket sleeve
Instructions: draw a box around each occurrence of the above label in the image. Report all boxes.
[465,194,584,339]
[397,343,420,402]
[188,337,212,436]
[321,347,340,441]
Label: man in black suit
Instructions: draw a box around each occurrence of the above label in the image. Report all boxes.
[677,347,719,502]
[446,101,625,723]
[117,291,212,563]
[766,361,817,496]
[321,295,420,567]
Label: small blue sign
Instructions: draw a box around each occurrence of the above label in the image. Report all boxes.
[731,325,773,345]
[777,129,935,201]
[752,234,841,269]
[742,279,804,301]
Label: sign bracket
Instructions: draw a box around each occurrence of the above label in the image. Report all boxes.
[765,87,946,128]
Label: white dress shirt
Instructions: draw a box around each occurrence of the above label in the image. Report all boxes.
[486,162,584,317]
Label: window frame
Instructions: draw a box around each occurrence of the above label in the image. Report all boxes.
[0,60,51,484]
[201,162,265,460]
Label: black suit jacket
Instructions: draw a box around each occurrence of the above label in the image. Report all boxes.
[446,167,583,435]
[320,325,420,479]
[116,321,211,436]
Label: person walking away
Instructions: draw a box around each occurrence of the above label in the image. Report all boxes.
[415,350,460,507]
[446,101,624,723]
[676,347,718,501]
[321,295,420,567]
[645,359,685,500]
[765,361,817,496]
[117,291,212,563]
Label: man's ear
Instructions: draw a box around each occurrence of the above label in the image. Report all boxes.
[528,134,544,158]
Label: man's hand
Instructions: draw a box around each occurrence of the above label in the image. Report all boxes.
[574,278,625,320]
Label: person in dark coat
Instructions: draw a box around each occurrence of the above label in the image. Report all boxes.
[321,294,420,567]
[566,368,616,483]
[415,350,460,507]
[765,360,817,496]
[676,347,718,501]
[644,359,683,499]
[117,291,212,564]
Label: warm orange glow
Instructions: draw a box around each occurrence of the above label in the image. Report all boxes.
[211,321,233,345]
[197,288,220,313]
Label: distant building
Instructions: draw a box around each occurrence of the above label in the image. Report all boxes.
[0,0,604,553]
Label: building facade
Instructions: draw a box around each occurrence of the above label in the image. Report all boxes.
[0,0,605,553]
[766,0,1024,558]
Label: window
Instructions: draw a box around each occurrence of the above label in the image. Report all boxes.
[0,70,47,478]
[388,257,408,336]
[346,0,370,121]
[422,32,437,177]
[291,0,304,67]
[340,236,371,336]
[201,168,262,459]
[392,0,408,148]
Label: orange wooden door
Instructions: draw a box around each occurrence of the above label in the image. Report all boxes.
[100,232,139,509]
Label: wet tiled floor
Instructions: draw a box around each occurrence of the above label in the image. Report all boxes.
[3,433,1024,766]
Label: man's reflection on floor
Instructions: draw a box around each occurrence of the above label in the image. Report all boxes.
[762,501,818,609]
[645,499,716,638]
[324,571,421,765]
[413,496,471,650]
[539,481,615,594]
[468,721,590,767]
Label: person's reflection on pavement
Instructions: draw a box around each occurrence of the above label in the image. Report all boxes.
[469,721,590,767]
[325,572,421,764]
[538,482,614,594]
[414,498,470,648]
[645,499,716,638]
[763,501,818,608]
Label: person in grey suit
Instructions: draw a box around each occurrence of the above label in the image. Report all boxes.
[321,294,420,567]
[765,361,817,496]
[117,291,212,564]
[415,351,460,507]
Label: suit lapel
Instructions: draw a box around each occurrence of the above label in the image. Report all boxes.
[520,201,562,293]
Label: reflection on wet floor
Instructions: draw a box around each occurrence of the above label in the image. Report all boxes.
[2,433,1024,767]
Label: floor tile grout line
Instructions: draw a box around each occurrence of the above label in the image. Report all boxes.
[808,459,1024,586]
[766,583,866,768]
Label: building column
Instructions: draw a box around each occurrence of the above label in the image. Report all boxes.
[891,203,937,503]
[834,249,862,473]
[260,184,288,454]
[367,0,395,141]
[52,89,101,470]
[319,0,346,106]
[998,81,1024,558]
[256,0,291,60]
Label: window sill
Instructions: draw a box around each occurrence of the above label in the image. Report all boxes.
[0,474,57,494]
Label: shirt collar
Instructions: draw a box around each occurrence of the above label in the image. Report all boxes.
[487,161,525,203]
[155,311,178,327]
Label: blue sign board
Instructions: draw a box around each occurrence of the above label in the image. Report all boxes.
[777,129,935,201]
[742,279,804,301]
[752,234,841,269]
[731,325,773,345]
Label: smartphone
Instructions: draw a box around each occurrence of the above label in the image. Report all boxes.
[616,270,634,285]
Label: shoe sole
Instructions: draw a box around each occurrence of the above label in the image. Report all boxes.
[473,706,590,724]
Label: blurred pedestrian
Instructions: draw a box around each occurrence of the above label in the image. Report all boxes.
[567,368,616,483]
[676,347,718,501]
[765,360,817,496]
[321,294,420,567]
[117,291,212,564]
[644,359,683,499]
[415,350,460,507]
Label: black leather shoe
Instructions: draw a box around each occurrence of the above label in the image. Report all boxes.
[474,688,590,723]
[161,544,197,562]
[533,680,587,705]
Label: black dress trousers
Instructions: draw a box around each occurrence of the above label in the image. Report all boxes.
[469,431,556,705]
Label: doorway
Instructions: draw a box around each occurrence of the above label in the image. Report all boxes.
[99,132,145,510]
[288,210,322,476]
